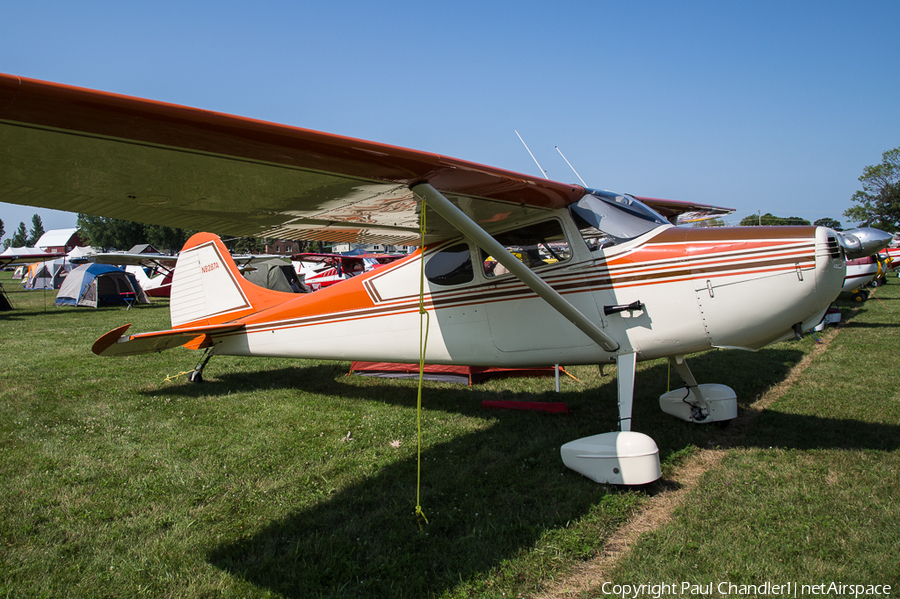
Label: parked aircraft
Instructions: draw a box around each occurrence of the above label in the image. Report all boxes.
[293,252,403,290]
[842,256,880,302]
[0,74,891,484]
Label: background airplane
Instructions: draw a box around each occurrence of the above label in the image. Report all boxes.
[293,252,403,291]
[842,255,881,302]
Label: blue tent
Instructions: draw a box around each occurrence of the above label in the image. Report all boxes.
[55,263,150,308]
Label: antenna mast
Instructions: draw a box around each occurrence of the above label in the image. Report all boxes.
[515,130,548,179]
[555,146,588,187]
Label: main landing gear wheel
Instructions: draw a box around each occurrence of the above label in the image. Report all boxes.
[851,289,869,303]
[188,370,203,384]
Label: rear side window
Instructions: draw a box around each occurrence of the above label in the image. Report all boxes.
[424,243,473,286]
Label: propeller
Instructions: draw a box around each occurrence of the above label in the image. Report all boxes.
[837,228,893,260]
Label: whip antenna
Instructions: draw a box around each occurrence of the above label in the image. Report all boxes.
[555,146,588,187]
[515,130,549,179]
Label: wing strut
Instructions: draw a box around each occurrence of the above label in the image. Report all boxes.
[412,183,619,352]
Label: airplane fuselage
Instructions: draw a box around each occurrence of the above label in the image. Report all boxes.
[190,212,846,368]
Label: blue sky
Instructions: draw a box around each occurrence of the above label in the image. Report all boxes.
[2,0,898,243]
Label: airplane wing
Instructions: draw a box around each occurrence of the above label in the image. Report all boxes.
[0,74,586,246]
[0,251,65,267]
[87,252,178,268]
[633,196,735,225]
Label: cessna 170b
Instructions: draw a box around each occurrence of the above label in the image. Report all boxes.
[0,74,890,484]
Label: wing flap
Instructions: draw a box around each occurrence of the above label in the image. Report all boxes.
[92,323,244,357]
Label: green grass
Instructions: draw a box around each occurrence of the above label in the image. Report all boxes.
[1,271,898,598]
[609,284,900,597]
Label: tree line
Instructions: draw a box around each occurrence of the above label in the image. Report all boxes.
[1,212,325,254]
[844,147,900,232]
[735,213,844,230]
[0,214,46,250]
[75,214,193,253]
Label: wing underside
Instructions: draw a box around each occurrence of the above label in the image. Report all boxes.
[0,74,584,246]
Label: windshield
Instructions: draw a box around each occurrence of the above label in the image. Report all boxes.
[570,191,668,250]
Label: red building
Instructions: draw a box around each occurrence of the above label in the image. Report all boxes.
[35,228,83,253]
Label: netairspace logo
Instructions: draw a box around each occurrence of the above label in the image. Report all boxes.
[600,581,892,598]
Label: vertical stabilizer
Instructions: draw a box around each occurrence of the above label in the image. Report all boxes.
[169,233,286,328]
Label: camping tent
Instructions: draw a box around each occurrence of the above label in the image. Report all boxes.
[0,246,51,260]
[23,259,71,290]
[55,264,150,308]
[242,258,302,292]
[66,246,97,261]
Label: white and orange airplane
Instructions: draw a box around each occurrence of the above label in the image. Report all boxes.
[0,74,890,484]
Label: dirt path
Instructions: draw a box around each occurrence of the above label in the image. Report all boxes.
[531,327,840,599]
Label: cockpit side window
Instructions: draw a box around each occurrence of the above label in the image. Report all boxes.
[481,219,571,277]
[570,191,668,251]
[424,243,474,286]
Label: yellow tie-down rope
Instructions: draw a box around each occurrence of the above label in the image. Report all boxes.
[415,200,429,527]
[164,370,195,383]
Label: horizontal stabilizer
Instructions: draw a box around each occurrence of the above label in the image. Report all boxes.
[92,322,244,357]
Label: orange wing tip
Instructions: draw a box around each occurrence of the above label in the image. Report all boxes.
[92,323,133,356]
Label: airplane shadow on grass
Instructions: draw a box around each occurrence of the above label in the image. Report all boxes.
[207,384,627,598]
[183,343,900,598]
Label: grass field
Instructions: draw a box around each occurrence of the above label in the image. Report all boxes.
[1,270,898,598]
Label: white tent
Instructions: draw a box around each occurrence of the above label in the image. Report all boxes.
[66,246,97,260]
[0,246,50,259]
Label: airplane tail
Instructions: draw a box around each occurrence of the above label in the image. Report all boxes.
[93,232,292,357]
[169,232,290,328]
